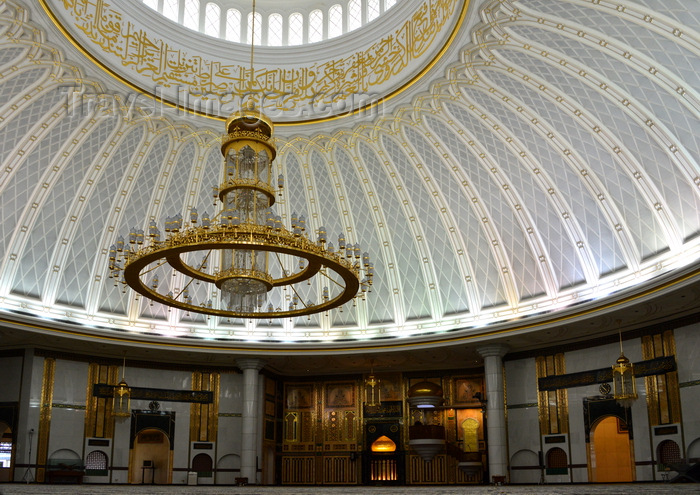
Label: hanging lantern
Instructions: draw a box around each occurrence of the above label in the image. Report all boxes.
[612,352,637,408]
[113,356,131,417]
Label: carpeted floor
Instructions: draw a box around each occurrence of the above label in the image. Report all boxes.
[1,484,699,495]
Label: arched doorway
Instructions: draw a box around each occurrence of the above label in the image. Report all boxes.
[192,453,213,484]
[590,416,634,482]
[130,428,171,484]
[0,422,13,482]
[363,422,404,484]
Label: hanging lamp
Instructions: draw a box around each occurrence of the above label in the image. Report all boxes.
[113,355,131,417]
[611,324,637,408]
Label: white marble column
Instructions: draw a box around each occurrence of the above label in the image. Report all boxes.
[237,358,265,484]
[477,344,509,483]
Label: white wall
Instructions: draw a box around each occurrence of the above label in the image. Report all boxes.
[675,322,700,460]
[503,332,688,483]
[505,358,541,483]
[217,372,243,484]
[0,354,247,485]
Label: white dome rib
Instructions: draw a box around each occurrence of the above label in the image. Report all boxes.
[0,0,698,348]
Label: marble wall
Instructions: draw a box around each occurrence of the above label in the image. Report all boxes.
[1,320,697,486]
[675,322,700,462]
[0,352,257,485]
[504,326,695,483]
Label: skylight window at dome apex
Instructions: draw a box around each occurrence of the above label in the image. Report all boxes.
[367,0,380,21]
[309,10,323,43]
[225,9,241,42]
[141,0,403,46]
[348,0,362,31]
[163,0,179,22]
[288,13,303,46]
[205,3,220,37]
[268,13,283,46]
[183,0,199,30]
[246,12,262,45]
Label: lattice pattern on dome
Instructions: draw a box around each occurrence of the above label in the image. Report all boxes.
[375,136,432,321]
[10,102,87,297]
[0,0,698,345]
[401,125,468,316]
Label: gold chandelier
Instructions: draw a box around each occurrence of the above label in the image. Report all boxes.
[108,105,373,319]
[108,0,372,320]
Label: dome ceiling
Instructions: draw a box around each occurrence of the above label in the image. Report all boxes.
[0,0,698,355]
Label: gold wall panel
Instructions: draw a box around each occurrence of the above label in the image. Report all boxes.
[84,363,98,438]
[189,371,219,442]
[84,363,119,439]
[408,454,447,484]
[322,456,357,484]
[281,456,315,484]
[642,330,681,425]
[280,371,486,485]
[36,357,55,483]
[536,354,568,435]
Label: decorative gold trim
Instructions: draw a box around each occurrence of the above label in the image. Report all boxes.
[190,371,202,442]
[85,363,97,438]
[535,356,549,435]
[117,217,367,319]
[642,331,681,425]
[106,365,119,437]
[210,372,220,441]
[36,357,55,483]
[38,0,469,126]
[555,353,569,435]
[663,330,681,424]
[535,353,569,435]
[3,267,698,352]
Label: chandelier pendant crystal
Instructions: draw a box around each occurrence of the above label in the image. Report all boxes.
[108,104,373,319]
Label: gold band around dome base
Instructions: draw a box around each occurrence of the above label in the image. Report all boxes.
[121,223,362,319]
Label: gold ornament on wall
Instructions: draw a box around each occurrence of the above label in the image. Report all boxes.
[113,355,131,418]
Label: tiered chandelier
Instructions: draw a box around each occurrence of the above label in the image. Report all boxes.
[108,105,373,319]
[108,0,372,320]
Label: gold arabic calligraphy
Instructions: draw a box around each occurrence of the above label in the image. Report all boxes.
[60,0,458,112]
